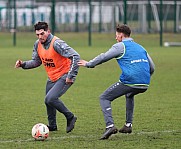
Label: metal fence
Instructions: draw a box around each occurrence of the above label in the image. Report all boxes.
[0,0,181,33]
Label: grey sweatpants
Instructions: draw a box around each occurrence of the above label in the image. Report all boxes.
[100,81,147,127]
[45,74,74,127]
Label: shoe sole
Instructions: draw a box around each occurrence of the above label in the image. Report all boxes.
[119,130,132,134]
[49,129,58,132]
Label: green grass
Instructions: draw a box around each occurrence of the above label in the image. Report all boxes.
[0,32,181,149]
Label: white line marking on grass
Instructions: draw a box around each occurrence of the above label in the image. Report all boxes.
[48,135,89,141]
[135,130,181,135]
[0,135,89,143]
[0,130,180,144]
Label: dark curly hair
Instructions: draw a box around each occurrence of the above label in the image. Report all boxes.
[34,21,48,31]
[116,24,131,37]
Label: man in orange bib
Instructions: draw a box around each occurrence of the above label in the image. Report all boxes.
[15,22,80,133]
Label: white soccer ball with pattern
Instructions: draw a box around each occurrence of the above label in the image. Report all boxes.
[32,123,49,141]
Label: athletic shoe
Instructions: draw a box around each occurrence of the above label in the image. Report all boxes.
[66,116,77,133]
[119,125,132,134]
[47,125,57,131]
[100,126,118,140]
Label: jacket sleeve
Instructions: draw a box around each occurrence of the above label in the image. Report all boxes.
[53,39,80,80]
[86,43,124,68]
[147,53,155,76]
[21,40,42,69]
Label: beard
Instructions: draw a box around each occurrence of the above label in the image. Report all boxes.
[39,39,46,44]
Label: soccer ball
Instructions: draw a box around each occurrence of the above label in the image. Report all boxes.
[32,123,49,141]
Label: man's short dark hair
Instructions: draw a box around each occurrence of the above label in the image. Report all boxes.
[34,21,48,31]
[116,24,131,37]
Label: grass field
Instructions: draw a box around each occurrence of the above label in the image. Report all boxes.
[0,32,181,149]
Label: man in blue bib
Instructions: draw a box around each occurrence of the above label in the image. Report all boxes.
[78,24,155,140]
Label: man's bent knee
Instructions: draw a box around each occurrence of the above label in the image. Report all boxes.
[45,95,56,105]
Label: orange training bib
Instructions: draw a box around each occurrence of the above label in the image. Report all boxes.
[38,36,71,82]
